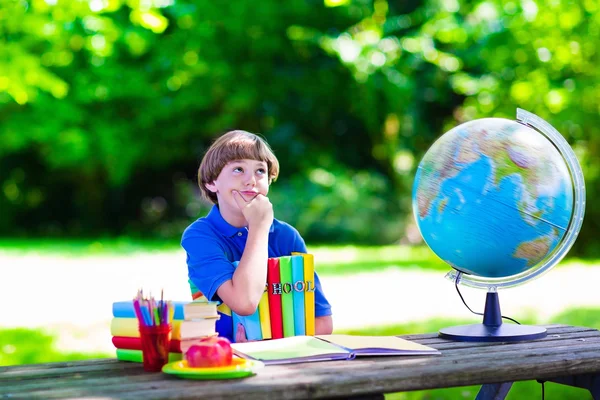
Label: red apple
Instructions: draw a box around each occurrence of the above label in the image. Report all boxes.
[185,336,232,368]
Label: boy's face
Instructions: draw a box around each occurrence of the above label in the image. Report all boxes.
[205,159,270,218]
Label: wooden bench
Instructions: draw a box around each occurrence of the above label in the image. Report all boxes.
[1,324,599,399]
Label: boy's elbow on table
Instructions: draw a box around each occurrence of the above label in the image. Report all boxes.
[230,302,261,316]
[315,315,334,335]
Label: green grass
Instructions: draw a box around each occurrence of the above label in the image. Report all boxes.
[337,307,600,400]
[0,239,597,275]
[0,237,181,255]
[0,328,111,366]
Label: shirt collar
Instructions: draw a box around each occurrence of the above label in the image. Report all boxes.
[207,205,275,237]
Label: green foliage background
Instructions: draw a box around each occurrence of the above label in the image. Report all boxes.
[2,0,599,252]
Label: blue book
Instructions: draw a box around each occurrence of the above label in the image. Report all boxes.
[232,310,263,342]
[112,301,188,320]
[231,261,263,342]
[291,255,306,336]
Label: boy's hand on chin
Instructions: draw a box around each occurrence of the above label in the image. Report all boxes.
[232,190,273,229]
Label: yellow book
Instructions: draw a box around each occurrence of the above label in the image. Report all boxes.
[110,318,182,340]
[258,286,272,339]
[293,252,315,335]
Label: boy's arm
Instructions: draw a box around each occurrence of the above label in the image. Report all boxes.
[217,191,272,316]
[315,316,333,335]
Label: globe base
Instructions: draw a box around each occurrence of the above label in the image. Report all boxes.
[439,291,547,342]
[439,323,547,342]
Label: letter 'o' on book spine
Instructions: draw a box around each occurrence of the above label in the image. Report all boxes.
[279,256,295,338]
[267,258,284,339]
[258,284,272,339]
[291,255,306,336]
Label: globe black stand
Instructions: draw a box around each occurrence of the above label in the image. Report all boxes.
[439,291,547,342]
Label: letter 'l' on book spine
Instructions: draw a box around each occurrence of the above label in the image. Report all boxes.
[290,255,306,336]
[279,256,295,338]
[293,252,315,336]
[258,284,272,339]
[267,258,284,339]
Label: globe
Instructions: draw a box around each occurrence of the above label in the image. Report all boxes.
[413,117,573,278]
[412,109,585,342]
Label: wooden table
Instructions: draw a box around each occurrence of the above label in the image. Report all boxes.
[2,324,599,399]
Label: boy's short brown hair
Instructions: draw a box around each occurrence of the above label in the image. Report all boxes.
[198,130,280,204]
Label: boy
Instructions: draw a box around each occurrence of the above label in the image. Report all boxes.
[181,130,333,342]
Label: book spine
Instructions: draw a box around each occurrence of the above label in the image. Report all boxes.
[294,252,315,336]
[110,318,182,340]
[258,284,272,339]
[112,336,181,353]
[112,301,186,320]
[291,255,306,336]
[267,258,284,339]
[231,261,262,342]
[279,256,295,338]
[116,349,182,363]
[232,309,262,342]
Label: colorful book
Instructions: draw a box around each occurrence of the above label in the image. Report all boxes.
[258,285,272,339]
[112,301,188,320]
[179,318,219,339]
[116,348,182,363]
[110,318,183,340]
[293,252,316,336]
[290,255,306,336]
[232,310,262,342]
[230,261,262,342]
[231,335,440,365]
[278,256,295,338]
[112,336,182,353]
[267,258,284,339]
[183,301,219,320]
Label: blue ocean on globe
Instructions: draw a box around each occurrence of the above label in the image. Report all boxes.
[413,118,574,278]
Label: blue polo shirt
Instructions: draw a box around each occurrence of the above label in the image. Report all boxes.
[181,205,332,341]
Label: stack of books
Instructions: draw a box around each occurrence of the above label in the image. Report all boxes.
[179,301,220,354]
[231,253,316,342]
[111,300,219,361]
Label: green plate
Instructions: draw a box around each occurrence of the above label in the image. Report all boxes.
[162,358,263,380]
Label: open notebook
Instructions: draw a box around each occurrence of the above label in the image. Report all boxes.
[231,334,440,365]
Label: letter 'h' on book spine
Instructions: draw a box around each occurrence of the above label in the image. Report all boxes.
[267,258,284,339]
[292,252,315,336]
[279,256,295,337]
[290,255,306,336]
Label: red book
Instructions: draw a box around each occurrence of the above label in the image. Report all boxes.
[267,258,284,339]
[112,336,182,353]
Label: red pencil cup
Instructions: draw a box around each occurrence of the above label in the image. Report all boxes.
[139,324,172,372]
